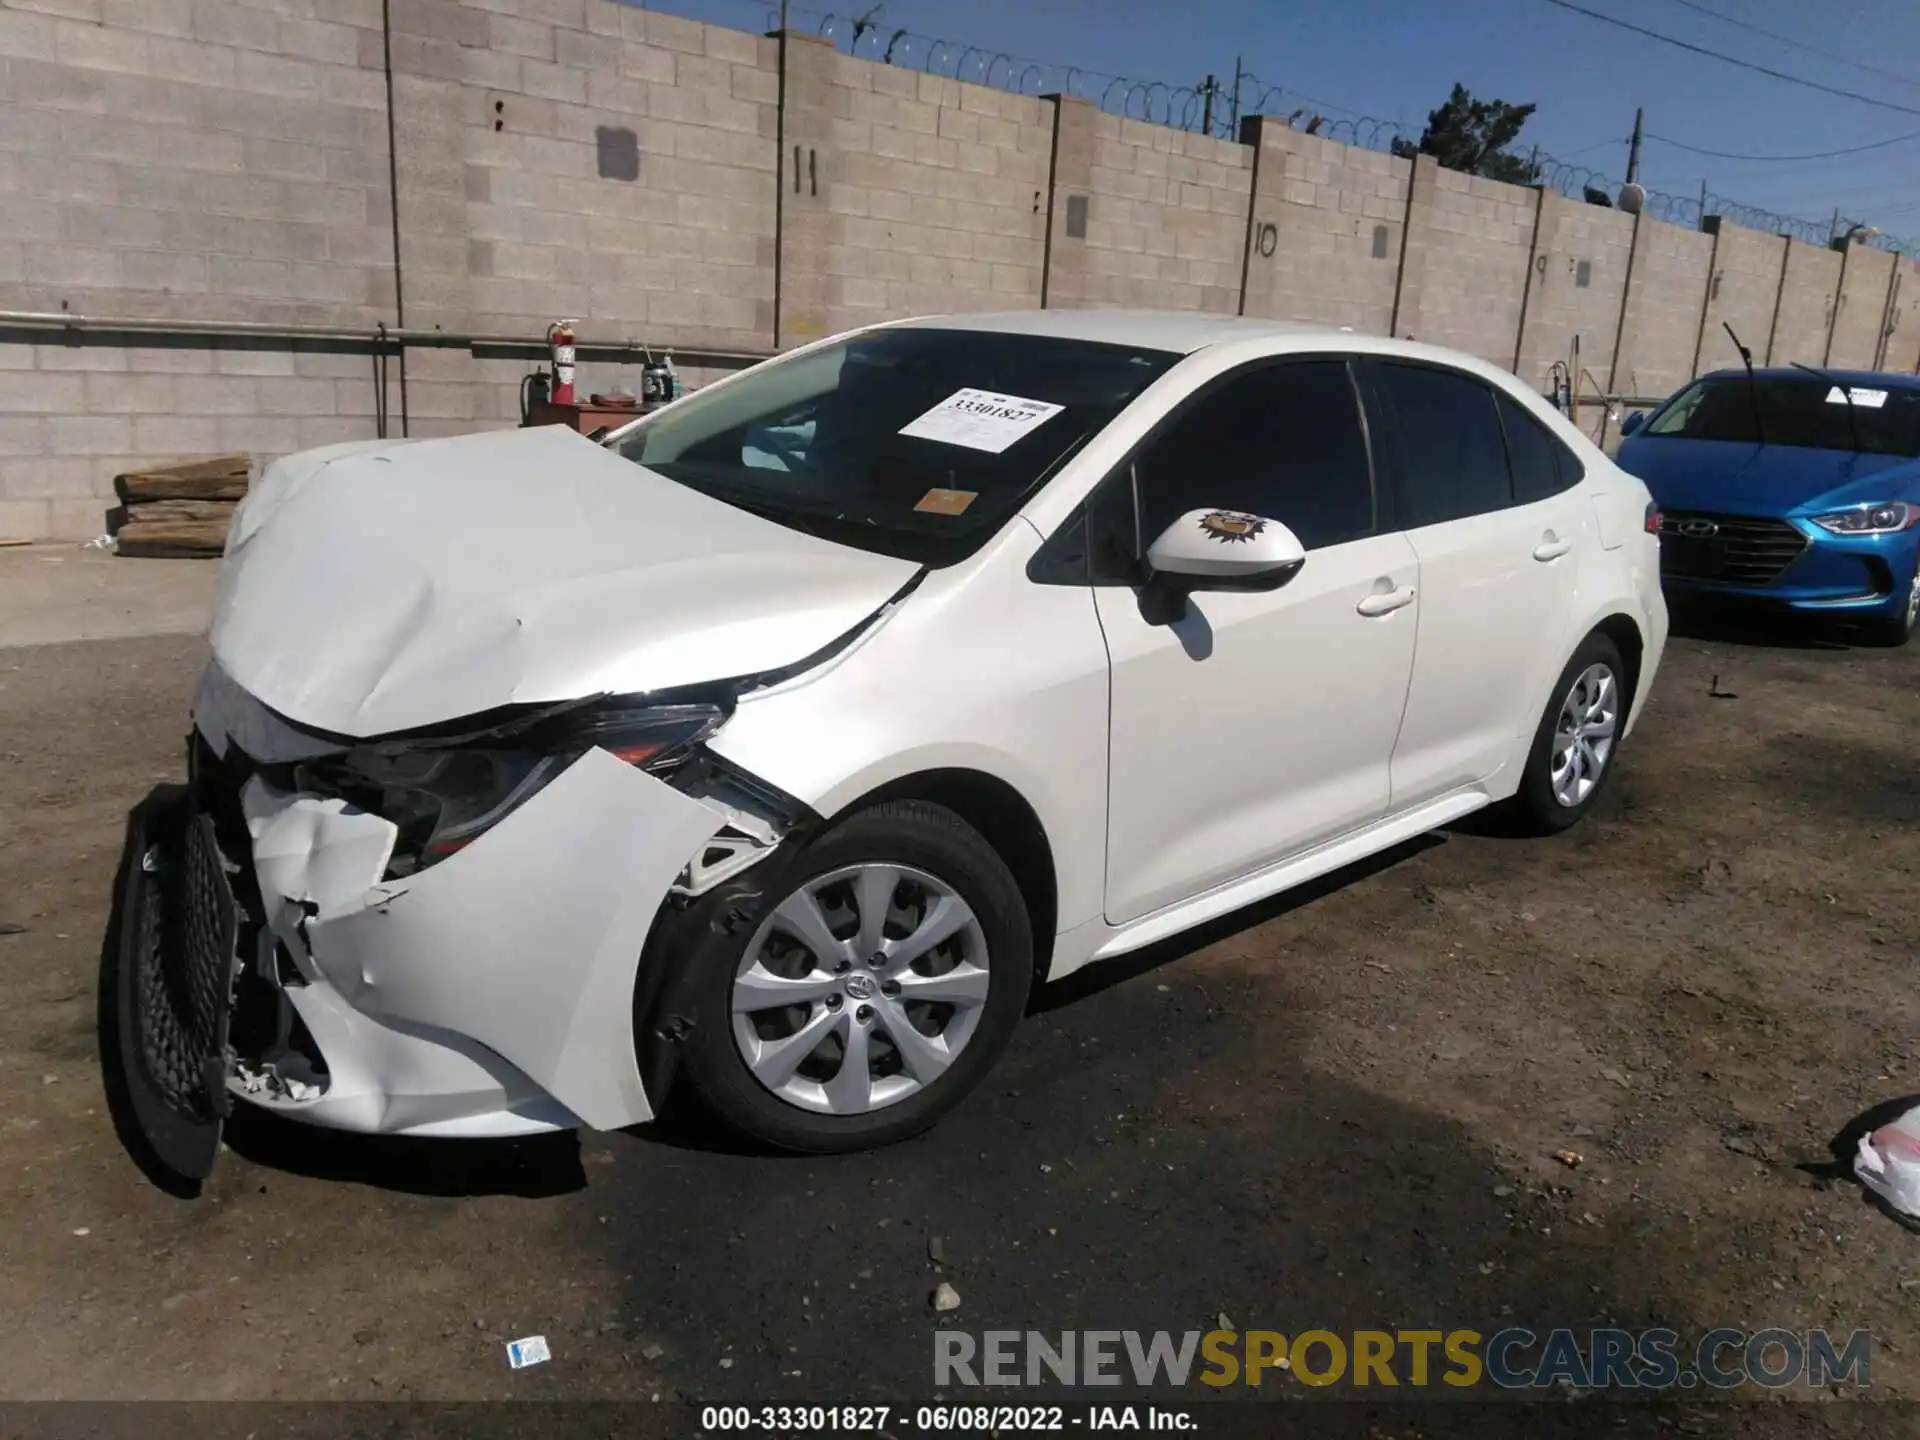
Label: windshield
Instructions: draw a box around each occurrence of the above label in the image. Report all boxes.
[1644,375,1920,457]
[617,327,1179,565]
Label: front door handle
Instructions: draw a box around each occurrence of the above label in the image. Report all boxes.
[1356,585,1416,617]
[1533,536,1572,561]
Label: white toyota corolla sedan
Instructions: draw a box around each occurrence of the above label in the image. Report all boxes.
[106,311,1667,1177]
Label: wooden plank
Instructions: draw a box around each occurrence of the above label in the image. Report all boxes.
[117,454,249,483]
[114,454,250,504]
[114,518,229,558]
[122,498,240,524]
[115,473,249,503]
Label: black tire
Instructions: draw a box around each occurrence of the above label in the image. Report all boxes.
[1854,589,1917,648]
[1503,631,1629,836]
[677,800,1032,1154]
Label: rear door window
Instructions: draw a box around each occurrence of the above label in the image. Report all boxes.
[1368,361,1513,527]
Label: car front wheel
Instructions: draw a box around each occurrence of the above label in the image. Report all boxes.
[1505,632,1628,835]
[1857,570,1919,648]
[678,800,1032,1153]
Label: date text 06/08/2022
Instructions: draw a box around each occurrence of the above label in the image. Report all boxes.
[698,1405,1194,1432]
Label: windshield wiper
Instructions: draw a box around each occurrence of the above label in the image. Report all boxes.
[1724,323,1768,446]
[1790,360,1862,453]
[685,479,885,545]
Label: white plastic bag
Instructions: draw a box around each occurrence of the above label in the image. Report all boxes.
[1854,1107,1920,1221]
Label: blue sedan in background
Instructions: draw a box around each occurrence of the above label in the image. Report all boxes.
[1616,367,1920,646]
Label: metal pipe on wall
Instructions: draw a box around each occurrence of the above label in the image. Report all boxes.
[0,310,773,366]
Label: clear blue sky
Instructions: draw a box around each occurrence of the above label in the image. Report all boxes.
[651,0,1920,240]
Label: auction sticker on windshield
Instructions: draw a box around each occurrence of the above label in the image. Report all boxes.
[1827,386,1889,409]
[899,388,1065,454]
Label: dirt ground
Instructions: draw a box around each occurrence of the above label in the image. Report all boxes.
[0,595,1916,1432]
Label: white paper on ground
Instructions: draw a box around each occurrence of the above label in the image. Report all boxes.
[1827,386,1889,409]
[897,388,1065,454]
[507,1335,551,1369]
[1854,1105,1920,1219]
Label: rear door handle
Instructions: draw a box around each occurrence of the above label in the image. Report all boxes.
[1533,537,1572,561]
[1356,586,1416,617]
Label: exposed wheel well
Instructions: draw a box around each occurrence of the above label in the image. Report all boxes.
[841,769,1058,982]
[1592,612,1645,713]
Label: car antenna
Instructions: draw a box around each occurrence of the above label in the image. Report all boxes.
[1723,322,1767,446]
[1789,360,1861,454]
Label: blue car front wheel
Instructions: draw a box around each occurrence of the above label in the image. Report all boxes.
[1858,569,1920,648]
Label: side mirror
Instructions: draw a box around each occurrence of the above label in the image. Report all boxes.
[1619,410,1647,438]
[1139,509,1306,623]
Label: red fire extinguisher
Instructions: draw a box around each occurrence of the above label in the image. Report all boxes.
[547,319,578,406]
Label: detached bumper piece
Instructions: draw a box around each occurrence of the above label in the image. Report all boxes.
[106,788,243,1182]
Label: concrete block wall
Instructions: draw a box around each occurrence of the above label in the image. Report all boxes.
[1697,219,1787,375]
[0,0,396,327]
[1765,237,1840,368]
[1514,192,1635,394]
[1827,244,1895,370]
[0,333,403,539]
[1393,156,1539,364]
[7,0,1920,539]
[457,1,777,344]
[1880,258,1920,374]
[1239,119,1408,336]
[1609,213,1712,399]
[0,0,399,534]
[1076,113,1251,314]
[782,44,1050,342]
[382,0,780,437]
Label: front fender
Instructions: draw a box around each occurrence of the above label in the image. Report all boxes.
[704,532,1115,937]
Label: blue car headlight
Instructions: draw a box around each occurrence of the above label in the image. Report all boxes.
[1808,502,1920,536]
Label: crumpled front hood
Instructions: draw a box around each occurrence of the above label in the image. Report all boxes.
[210,426,920,738]
[1617,435,1918,515]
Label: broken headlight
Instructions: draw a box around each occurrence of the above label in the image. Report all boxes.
[295,704,725,876]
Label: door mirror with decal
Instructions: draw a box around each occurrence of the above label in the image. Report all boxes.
[1147,509,1306,588]
[1139,509,1306,624]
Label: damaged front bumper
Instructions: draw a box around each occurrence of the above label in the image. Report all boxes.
[109,671,805,1176]
[229,746,728,1137]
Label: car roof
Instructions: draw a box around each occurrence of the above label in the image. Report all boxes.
[882,310,1559,399]
[886,309,1364,355]
[1695,366,1920,391]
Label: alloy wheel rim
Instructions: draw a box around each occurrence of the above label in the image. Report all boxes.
[1550,662,1618,808]
[731,863,990,1115]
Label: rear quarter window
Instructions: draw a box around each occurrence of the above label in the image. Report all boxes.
[1497,391,1585,502]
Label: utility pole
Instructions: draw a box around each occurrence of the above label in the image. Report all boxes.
[1625,106,1643,184]
[1697,177,1708,225]
[1228,56,1243,137]
[779,0,789,31]
[1200,74,1217,137]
